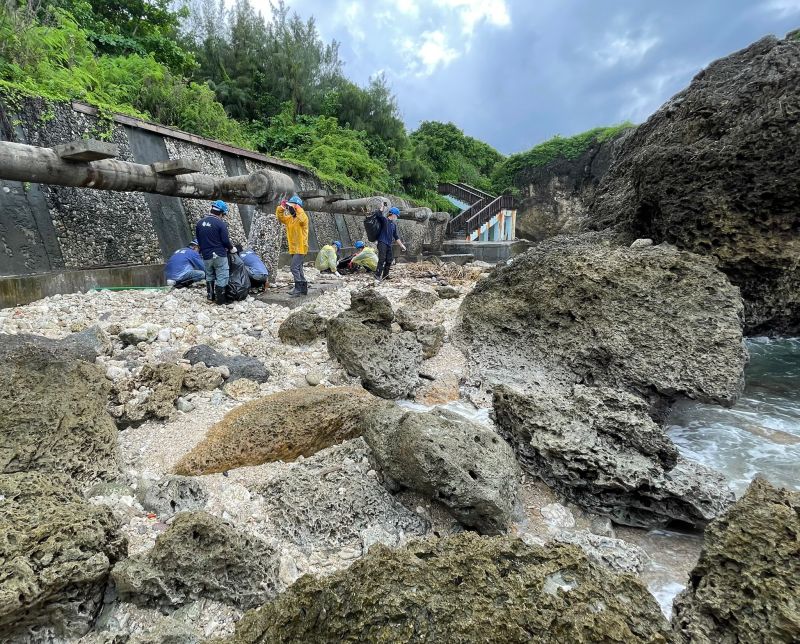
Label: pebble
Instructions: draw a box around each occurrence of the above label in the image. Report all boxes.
[176,397,195,413]
[305,371,322,386]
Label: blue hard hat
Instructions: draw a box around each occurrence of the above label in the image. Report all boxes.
[333,241,342,249]
[388,206,400,216]
[288,195,303,206]
[354,240,365,249]
[190,239,198,245]
[211,199,228,214]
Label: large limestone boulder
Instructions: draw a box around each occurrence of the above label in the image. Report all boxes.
[113,362,185,428]
[250,439,427,551]
[174,387,374,475]
[0,341,119,483]
[138,475,208,519]
[672,478,800,643]
[225,533,671,643]
[327,289,423,399]
[590,34,800,334]
[112,511,278,610]
[460,234,747,409]
[493,385,733,528]
[361,406,520,534]
[0,472,127,640]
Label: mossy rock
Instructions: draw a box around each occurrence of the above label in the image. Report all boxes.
[225,533,670,643]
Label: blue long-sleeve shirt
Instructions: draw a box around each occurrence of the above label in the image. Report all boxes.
[164,247,204,280]
[375,212,400,246]
[239,250,269,276]
[195,214,232,260]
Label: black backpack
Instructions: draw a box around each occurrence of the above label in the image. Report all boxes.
[364,210,381,242]
[226,253,251,301]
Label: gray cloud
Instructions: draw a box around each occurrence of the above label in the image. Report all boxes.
[255,0,799,154]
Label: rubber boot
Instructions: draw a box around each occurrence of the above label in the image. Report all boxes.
[287,280,299,295]
[206,282,214,301]
[214,285,227,305]
[289,281,307,297]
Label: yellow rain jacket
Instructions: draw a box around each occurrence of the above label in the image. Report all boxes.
[276,204,309,255]
[315,244,339,272]
[351,247,379,271]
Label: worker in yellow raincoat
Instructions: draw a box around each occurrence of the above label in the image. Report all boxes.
[276,195,309,297]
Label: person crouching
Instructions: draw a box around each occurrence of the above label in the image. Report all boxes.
[164,239,205,288]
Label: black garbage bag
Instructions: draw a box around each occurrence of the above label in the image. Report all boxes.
[226,253,251,301]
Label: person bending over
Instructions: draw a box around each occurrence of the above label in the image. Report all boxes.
[164,239,205,288]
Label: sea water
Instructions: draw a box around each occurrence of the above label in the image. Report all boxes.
[667,337,800,495]
[399,339,800,618]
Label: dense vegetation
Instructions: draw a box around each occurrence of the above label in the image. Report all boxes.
[0,0,633,210]
[490,124,635,193]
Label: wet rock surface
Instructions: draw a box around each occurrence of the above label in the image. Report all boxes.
[493,385,734,528]
[174,387,374,475]
[183,345,270,383]
[112,511,279,611]
[672,478,800,643]
[0,471,127,641]
[0,340,120,483]
[225,533,671,644]
[460,234,747,408]
[590,35,800,335]
[0,325,111,362]
[361,405,520,534]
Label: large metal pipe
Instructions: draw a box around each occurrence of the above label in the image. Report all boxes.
[0,141,294,204]
[303,195,433,222]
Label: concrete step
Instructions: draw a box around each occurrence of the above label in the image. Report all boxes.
[439,253,475,266]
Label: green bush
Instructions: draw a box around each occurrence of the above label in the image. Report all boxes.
[491,123,635,192]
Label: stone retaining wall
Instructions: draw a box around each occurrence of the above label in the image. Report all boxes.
[0,97,447,298]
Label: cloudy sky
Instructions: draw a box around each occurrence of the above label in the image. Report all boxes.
[254,0,799,155]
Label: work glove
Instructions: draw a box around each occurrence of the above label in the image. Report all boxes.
[280,199,288,208]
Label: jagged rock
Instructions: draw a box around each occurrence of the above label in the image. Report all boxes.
[361,406,520,535]
[119,323,161,346]
[174,387,375,475]
[504,127,633,241]
[401,287,439,310]
[183,345,270,383]
[348,288,394,327]
[250,439,427,550]
[139,475,208,518]
[0,472,127,640]
[460,234,747,409]
[395,306,420,331]
[492,384,734,528]
[112,511,278,610]
[414,322,446,359]
[225,533,671,643]
[436,285,460,299]
[553,531,647,575]
[0,342,119,483]
[115,363,185,428]
[672,478,800,643]
[181,363,224,391]
[278,308,327,345]
[327,317,422,399]
[222,377,261,399]
[590,35,800,334]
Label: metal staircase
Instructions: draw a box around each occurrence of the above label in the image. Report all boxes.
[438,182,516,241]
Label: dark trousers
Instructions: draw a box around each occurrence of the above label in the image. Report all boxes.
[376,242,393,278]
